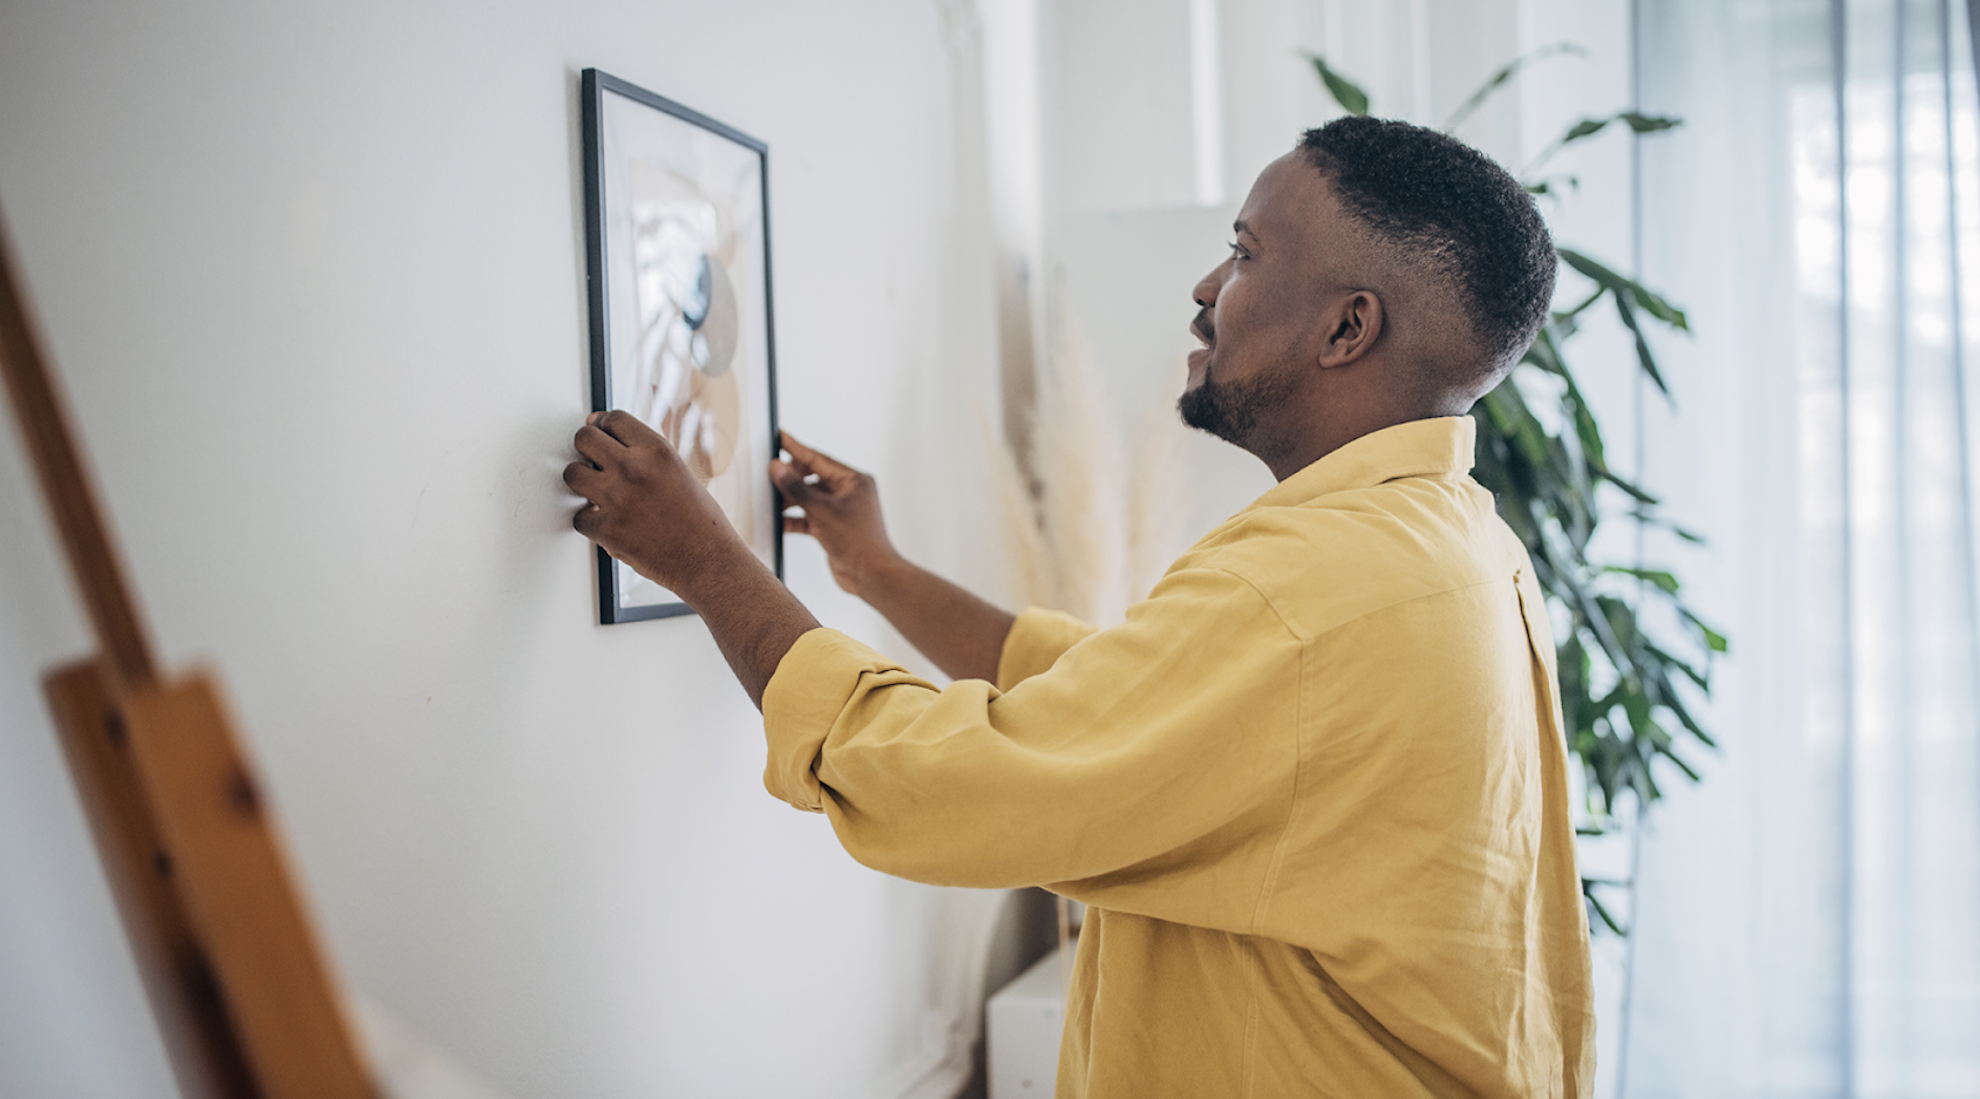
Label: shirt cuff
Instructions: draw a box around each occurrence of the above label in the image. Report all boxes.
[994,607,1099,692]
[761,627,897,813]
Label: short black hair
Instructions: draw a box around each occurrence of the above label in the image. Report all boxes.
[1298,117,1554,380]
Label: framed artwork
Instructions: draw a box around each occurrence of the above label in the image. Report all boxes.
[580,68,782,624]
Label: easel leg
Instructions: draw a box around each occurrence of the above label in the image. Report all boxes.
[121,671,375,1099]
[44,659,261,1099]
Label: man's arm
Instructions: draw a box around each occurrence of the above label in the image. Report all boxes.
[565,411,817,709]
[770,431,1013,683]
[563,415,1013,707]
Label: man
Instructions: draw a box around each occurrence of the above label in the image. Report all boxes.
[564,116,1595,1097]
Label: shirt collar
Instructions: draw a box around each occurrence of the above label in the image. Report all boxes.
[1243,416,1477,512]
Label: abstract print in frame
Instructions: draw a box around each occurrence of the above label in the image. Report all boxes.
[581,69,782,623]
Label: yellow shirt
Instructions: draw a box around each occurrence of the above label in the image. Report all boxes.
[762,417,1596,1097]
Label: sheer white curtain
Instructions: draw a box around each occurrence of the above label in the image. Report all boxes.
[1622,0,1980,1095]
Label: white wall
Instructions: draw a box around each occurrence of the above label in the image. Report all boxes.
[0,2,1011,1097]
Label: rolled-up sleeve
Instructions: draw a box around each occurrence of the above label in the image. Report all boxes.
[761,628,917,813]
[760,566,1302,895]
[994,607,1099,691]
[762,607,1096,813]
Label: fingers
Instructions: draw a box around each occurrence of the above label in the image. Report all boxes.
[593,408,664,447]
[573,422,626,466]
[783,514,810,535]
[775,433,819,480]
[779,430,855,480]
[562,461,603,499]
[775,436,871,505]
[769,458,823,506]
[576,410,678,466]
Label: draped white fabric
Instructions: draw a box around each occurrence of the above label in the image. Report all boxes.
[1623,0,1980,1094]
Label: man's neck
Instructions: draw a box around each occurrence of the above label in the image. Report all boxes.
[1255,408,1460,481]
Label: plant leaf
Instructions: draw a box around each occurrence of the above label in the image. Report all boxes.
[1443,41,1588,131]
[1682,608,1730,653]
[1614,291,1674,398]
[1526,111,1684,177]
[1558,249,1691,332]
[1480,215,1724,836]
[1561,111,1683,147]
[1556,289,1606,324]
[1621,111,1684,134]
[1556,246,1689,398]
[1302,53,1369,116]
[1604,565,1681,594]
[1563,117,1611,142]
[1602,469,1662,505]
[1582,877,1629,936]
[1626,510,1707,543]
[1525,175,1582,199]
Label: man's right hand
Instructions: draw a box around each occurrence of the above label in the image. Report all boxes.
[771,431,904,599]
[770,429,1016,682]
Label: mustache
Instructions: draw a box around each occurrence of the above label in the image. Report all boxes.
[1191,309,1215,346]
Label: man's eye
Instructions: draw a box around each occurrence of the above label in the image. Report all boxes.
[1227,241,1249,260]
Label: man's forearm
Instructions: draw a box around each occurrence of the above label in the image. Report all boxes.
[767,432,1013,682]
[852,557,1014,684]
[677,546,1010,704]
[676,546,821,711]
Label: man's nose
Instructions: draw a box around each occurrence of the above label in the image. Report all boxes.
[1192,268,1220,308]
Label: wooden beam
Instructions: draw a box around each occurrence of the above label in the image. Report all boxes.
[122,671,376,1099]
[0,209,155,691]
[44,660,263,1099]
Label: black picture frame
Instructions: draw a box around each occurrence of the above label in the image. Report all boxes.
[580,68,782,624]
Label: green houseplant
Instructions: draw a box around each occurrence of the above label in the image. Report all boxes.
[1306,49,1726,935]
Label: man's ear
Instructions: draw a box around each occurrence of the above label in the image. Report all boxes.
[1319,289,1384,368]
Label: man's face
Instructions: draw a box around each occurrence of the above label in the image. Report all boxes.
[1179,153,1343,447]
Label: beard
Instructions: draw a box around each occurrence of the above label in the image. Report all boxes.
[1177,357,1299,448]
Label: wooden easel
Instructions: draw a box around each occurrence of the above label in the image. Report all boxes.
[0,213,377,1099]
